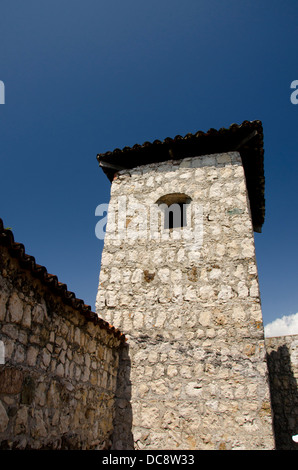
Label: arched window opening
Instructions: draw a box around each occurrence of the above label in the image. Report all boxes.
[156,193,192,230]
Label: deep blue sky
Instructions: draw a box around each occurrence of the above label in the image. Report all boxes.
[0,0,297,328]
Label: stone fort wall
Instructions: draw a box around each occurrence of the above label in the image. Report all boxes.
[0,226,125,450]
[265,334,298,450]
[1,154,298,450]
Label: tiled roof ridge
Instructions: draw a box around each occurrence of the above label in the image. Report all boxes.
[97,119,263,159]
[0,218,125,343]
[97,119,265,233]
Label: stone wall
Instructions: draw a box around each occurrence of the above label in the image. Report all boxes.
[0,237,125,450]
[265,334,298,450]
[96,152,275,450]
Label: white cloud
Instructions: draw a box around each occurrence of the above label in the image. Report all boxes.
[264,312,298,338]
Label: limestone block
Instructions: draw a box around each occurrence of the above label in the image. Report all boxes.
[140,406,160,429]
[32,303,46,324]
[27,346,39,366]
[8,291,23,324]
[199,311,211,327]
[14,406,28,435]
[185,382,203,397]
[131,269,143,284]
[0,291,9,321]
[31,410,47,439]
[22,304,32,328]
[0,400,9,433]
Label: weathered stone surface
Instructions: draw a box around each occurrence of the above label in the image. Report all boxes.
[1,147,297,450]
[0,242,123,450]
[7,292,23,324]
[0,401,9,433]
[14,406,29,435]
[0,368,23,394]
[265,334,298,450]
[96,152,275,450]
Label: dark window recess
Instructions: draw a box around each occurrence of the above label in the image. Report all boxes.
[156,193,191,230]
[164,203,187,229]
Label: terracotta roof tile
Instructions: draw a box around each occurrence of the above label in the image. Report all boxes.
[0,218,125,343]
[97,120,265,232]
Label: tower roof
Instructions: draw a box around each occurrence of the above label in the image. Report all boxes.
[97,120,265,232]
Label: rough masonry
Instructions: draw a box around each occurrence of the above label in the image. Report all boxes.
[1,120,297,450]
[0,221,125,449]
[96,121,275,450]
[265,334,298,450]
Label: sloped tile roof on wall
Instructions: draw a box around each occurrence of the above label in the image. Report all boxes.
[0,218,125,343]
[97,120,265,232]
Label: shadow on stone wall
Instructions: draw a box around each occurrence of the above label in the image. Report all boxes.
[112,343,134,450]
[267,345,298,450]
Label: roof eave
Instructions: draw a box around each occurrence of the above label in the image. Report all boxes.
[97,120,265,232]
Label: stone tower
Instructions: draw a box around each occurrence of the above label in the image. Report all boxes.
[95,120,275,450]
